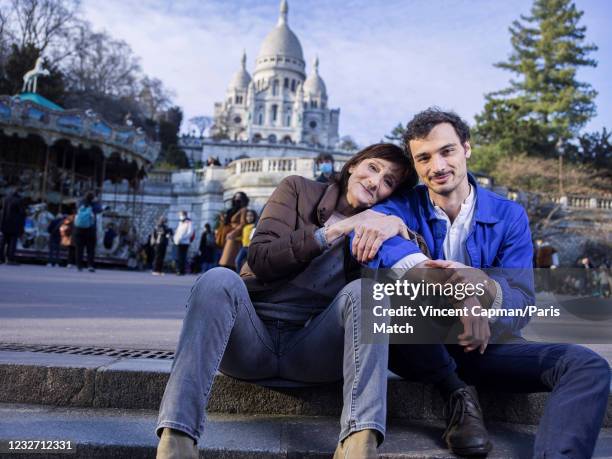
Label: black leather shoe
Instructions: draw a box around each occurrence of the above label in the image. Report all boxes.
[442,386,492,456]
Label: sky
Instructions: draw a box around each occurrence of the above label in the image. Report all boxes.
[80,0,611,146]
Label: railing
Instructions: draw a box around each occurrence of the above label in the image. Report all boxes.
[482,188,612,211]
[228,157,299,175]
[552,195,612,210]
[147,170,172,183]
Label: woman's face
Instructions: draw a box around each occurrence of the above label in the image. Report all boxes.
[233,193,244,205]
[246,211,256,224]
[345,158,404,209]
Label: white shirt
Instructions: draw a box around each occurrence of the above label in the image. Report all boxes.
[173,219,194,245]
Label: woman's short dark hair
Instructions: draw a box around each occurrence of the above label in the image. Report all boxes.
[336,143,417,192]
[403,108,471,156]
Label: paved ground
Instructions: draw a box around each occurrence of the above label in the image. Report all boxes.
[1,264,611,362]
[0,264,193,350]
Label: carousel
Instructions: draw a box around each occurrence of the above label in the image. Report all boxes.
[0,59,160,265]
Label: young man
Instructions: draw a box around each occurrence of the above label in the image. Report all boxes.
[354,108,610,457]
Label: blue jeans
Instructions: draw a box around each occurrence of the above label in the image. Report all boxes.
[48,239,60,265]
[157,268,389,443]
[234,247,248,272]
[389,340,611,458]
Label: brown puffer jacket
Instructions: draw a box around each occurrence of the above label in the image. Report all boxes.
[241,175,429,294]
[242,175,333,291]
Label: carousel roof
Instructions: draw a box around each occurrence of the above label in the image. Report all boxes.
[14,93,64,111]
[0,93,160,168]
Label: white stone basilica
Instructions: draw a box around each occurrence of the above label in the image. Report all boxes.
[105,0,352,264]
[212,0,340,148]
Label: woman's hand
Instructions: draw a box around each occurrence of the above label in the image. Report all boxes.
[351,210,410,263]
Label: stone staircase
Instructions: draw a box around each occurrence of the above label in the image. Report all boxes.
[0,350,611,458]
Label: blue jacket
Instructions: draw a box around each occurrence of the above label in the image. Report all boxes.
[364,174,535,338]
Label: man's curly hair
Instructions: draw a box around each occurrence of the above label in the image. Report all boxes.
[402,108,471,156]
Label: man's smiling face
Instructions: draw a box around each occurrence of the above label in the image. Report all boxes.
[408,122,471,196]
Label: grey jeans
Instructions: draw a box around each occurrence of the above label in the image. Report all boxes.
[156,267,389,443]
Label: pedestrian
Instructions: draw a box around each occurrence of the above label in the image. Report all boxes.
[151,216,173,275]
[315,152,336,183]
[59,211,76,267]
[577,256,594,295]
[73,192,101,272]
[0,188,26,265]
[173,211,194,275]
[47,213,64,267]
[534,238,559,292]
[234,209,257,272]
[198,223,216,273]
[218,191,249,270]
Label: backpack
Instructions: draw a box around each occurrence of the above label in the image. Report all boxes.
[74,205,94,228]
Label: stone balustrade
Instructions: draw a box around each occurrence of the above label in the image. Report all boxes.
[552,195,612,210]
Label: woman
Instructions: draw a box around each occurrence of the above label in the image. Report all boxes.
[218,191,249,270]
[151,216,173,275]
[156,144,422,459]
[198,223,216,273]
[234,209,257,271]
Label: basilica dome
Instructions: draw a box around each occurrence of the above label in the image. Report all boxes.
[303,57,327,98]
[256,0,304,63]
[228,51,251,90]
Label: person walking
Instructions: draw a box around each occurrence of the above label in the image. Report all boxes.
[0,188,26,265]
[173,211,194,275]
[198,223,216,274]
[218,192,249,270]
[73,192,101,272]
[47,213,64,267]
[151,216,173,275]
[59,211,76,267]
[234,209,257,272]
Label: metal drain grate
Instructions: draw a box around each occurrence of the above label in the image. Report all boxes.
[0,343,175,360]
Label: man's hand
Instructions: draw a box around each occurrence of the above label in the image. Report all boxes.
[458,296,490,354]
[423,259,497,307]
[352,210,410,263]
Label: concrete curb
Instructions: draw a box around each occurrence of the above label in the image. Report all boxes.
[0,351,610,427]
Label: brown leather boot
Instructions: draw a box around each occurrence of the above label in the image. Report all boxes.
[156,428,198,459]
[333,429,378,459]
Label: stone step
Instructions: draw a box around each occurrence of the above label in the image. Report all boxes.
[1,403,611,459]
[1,351,611,428]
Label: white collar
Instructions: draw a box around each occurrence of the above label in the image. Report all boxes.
[431,184,475,222]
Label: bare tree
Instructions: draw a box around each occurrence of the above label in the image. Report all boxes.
[63,22,141,97]
[338,135,358,152]
[0,4,10,75]
[9,0,79,53]
[188,116,213,137]
[138,76,174,120]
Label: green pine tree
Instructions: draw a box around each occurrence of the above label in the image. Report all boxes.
[384,123,406,145]
[474,0,598,159]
